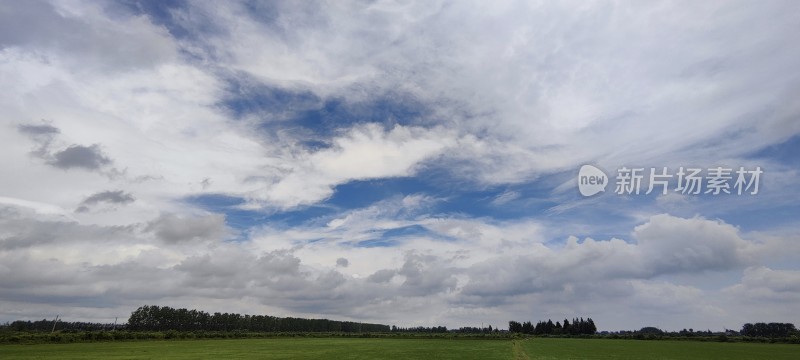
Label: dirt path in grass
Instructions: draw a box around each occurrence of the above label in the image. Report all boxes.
[512,340,531,360]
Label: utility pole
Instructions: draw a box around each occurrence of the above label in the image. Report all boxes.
[51,315,59,333]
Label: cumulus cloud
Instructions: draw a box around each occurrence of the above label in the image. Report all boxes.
[460,214,758,300]
[396,252,458,297]
[17,123,60,158]
[146,213,228,244]
[634,214,754,274]
[0,207,796,329]
[367,269,396,284]
[16,123,115,173]
[256,124,456,209]
[724,267,800,303]
[75,190,134,213]
[48,144,112,170]
[0,0,177,71]
[0,197,74,219]
[80,190,134,206]
[16,124,60,135]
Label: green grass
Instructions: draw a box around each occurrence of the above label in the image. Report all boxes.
[519,338,799,360]
[0,338,511,360]
[1,337,797,359]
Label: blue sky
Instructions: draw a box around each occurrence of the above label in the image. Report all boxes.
[0,0,799,331]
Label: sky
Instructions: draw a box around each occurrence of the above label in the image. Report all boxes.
[1,0,799,332]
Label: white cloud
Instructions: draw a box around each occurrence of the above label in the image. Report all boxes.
[0,196,74,219]
[490,190,520,206]
[458,214,762,305]
[146,213,229,244]
[256,124,457,208]
[724,267,800,303]
[173,0,800,185]
[1,204,798,329]
[633,214,755,275]
[0,0,177,71]
[0,23,272,223]
[4,0,798,217]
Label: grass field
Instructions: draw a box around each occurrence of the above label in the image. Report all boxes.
[0,338,511,360]
[517,338,799,359]
[0,337,797,359]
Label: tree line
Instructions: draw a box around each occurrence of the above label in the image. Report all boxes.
[454,325,498,334]
[740,323,797,338]
[127,305,390,333]
[4,319,122,332]
[390,325,449,333]
[4,307,796,342]
[509,317,597,335]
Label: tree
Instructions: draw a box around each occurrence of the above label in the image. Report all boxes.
[508,316,599,336]
[587,318,597,334]
[741,323,797,338]
[639,327,664,335]
[522,321,534,334]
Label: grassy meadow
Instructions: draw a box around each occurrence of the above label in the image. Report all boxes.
[0,337,797,359]
[518,338,799,359]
